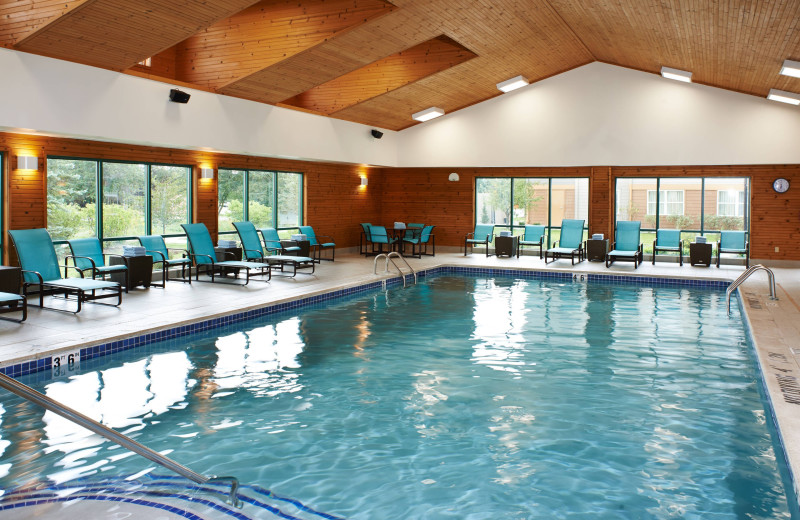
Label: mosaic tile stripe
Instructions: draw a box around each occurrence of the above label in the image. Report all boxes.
[0,268,730,379]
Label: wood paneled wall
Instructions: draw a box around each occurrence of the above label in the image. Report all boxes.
[0,132,378,264]
[2,131,799,264]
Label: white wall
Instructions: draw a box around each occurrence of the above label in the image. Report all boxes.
[397,62,800,167]
[0,48,397,166]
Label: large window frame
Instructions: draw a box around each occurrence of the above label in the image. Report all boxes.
[47,156,193,249]
[474,177,589,248]
[217,168,304,237]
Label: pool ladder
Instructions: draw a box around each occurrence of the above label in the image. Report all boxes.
[0,372,241,507]
[725,264,778,316]
[374,252,417,288]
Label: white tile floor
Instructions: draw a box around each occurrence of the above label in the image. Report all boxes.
[1,248,799,497]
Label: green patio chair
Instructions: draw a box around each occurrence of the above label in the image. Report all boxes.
[299,226,335,262]
[465,224,494,257]
[403,225,435,258]
[137,235,192,286]
[0,292,26,322]
[258,227,301,256]
[359,223,373,255]
[369,225,398,254]
[8,228,121,313]
[233,222,315,277]
[606,220,644,268]
[181,223,272,284]
[545,219,585,265]
[652,229,683,266]
[717,230,749,268]
[66,237,130,293]
[518,225,546,259]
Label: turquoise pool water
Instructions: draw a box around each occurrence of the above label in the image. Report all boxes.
[0,275,796,519]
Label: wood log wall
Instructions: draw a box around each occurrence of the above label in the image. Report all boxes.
[2,130,799,264]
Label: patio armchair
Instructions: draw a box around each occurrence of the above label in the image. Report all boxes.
[137,235,192,286]
[652,229,683,266]
[465,224,494,257]
[66,237,130,292]
[369,225,398,254]
[299,226,335,262]
[403,225,435,258]
[181,223,272,284]
[359,223,373,255]
[518,225,546,259]
[258,227,300,256]
[717,230,749,268]
[8,228,121,313]
[606,220,644,268]
[544,219,585,265]
[233,222,315,277]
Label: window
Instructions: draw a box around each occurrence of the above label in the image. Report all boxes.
[475,177,588,246]
[647,190,684,216]
[717,190,745,217]
[47,158,191,257]
[217,168,303,235]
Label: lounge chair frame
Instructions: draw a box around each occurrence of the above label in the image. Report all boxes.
[716,230,750,268]
[182,223,272,285]
[233,222,315,277]
[299,226,335,263]
[544,220,585,265]
[66,238,130,293]
[465,225,494,257]
[606,221,644,268]
[652,229,683,266]
[138,235,192,287]
[0,292,27,322]
[518,225,546,259]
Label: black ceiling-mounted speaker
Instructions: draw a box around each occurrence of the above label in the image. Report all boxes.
[371,129,383,139]
[169,88,191,103]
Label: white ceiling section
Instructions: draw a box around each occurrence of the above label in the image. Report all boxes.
[2,48,799,168]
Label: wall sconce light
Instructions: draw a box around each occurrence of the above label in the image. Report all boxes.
[200,168,214,179]
[361,177,368,186]
[17,155,38,170]
[448,172,460,182]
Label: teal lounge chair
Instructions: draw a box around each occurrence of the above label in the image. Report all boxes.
[0,292,26,322]
[258,227,300,256]
[233,222,315,277]
[359,223,373,255]
[299,226,335,262]
[518,225,546,259]
[8,228,121,313]
[66,237,130,292]
[369,225,397,254]
[652,229,683,266]
[181,223,272,284]
[137,235,192,286]
[545,219,585,264]
[606,221,644,268]
[717,230,749,268]
[404,225,435,257]
[465,224,494,257]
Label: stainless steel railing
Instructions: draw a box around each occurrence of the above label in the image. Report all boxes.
[0,372,241,507]
[726,264,778,316]
[373,252,417,288]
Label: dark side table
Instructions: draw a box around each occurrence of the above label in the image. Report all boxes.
[689,242,712,266]
[110,255,153,289]
[495,236,518,258]
[586,239,609,262]
[0,266,22,294]
[281,240,310,257]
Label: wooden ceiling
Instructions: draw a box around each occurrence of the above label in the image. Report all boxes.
[3,0,800,131]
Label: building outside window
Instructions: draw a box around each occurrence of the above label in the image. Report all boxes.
[646,190,684,216]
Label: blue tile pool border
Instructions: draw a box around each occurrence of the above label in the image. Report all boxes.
[0,266,730,380]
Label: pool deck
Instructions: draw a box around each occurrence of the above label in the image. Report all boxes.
[1,248,799,499]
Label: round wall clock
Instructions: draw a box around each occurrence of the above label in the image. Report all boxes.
[773,178,790,193]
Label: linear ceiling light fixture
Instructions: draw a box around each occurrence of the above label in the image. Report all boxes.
[767,88,800,105]
[660,66,692,83]
[779,59,800,78]
[412,107,445,122]
[496,75,529,93]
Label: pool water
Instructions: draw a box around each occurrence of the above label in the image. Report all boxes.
[0,275,796,519]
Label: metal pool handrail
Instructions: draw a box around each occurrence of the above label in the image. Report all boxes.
[373,252,417,288]
[0,372,241,507]
[726,264,778,316]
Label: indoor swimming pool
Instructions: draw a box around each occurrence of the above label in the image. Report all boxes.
[0,273,797,519]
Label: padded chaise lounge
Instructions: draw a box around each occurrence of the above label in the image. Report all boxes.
[233,221,315,277]
[8,228,122,313]
[182,223,272,284]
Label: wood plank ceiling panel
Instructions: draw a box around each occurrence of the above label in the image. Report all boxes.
[280,35,477,114]
[548,0,800,97]
[174,0,396,90]
[0,0,88,47]
[13,0,263,70]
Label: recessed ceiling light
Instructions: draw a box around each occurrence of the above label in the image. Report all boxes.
[767,88,800,105]
[660,66,692,83]
[496,75,529,93]
[779,59,800,78]
[412,107,445,122]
